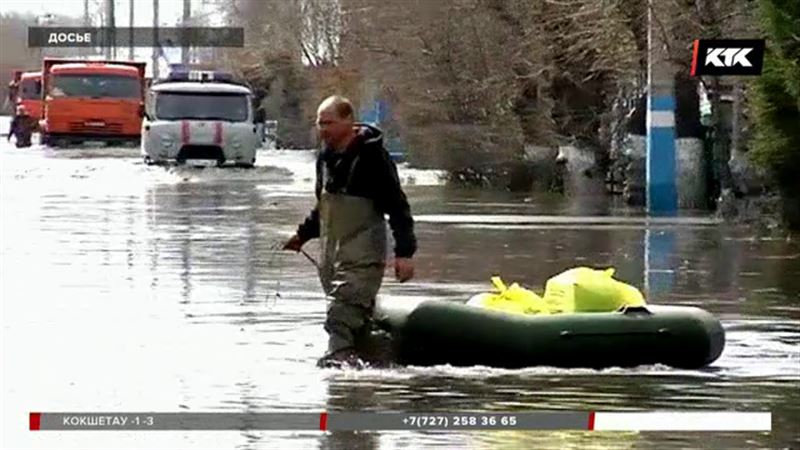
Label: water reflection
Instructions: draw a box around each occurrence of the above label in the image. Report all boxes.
[320,380,381,450]
[645,229,677,300]
[144,178,278,307]
[1,145,798,449]
[316,371,800,449]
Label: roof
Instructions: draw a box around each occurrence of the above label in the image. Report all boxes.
[50,64,141,76]
[20,72,42,80]
[150,82,252,95]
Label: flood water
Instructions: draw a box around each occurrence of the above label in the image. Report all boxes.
[1,135,798,449]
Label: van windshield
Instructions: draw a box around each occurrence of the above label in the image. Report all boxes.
[155,92,249,122]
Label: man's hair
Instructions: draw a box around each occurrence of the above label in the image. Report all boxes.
[318,95,354,120]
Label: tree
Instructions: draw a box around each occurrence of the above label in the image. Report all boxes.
[1,12,92,113]
[219,0,345,148]
[750,0,800,229]
[339,0,646,185]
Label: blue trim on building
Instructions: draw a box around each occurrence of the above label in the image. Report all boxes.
[644,229,677,300]
[649,96,675,111]
[360,97,406,162]
[646,124,678,214]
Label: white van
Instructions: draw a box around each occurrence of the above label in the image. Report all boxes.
[142,72,260,167]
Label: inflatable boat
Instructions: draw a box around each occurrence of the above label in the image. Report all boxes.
[367,300,725,369]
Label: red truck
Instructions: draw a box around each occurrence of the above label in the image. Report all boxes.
[11,70,44,126]
[40,58,146,146]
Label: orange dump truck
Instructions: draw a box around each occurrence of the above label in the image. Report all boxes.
[40,58,146,146]
[12,71,44,125]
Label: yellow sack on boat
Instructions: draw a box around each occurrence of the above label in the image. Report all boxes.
[467,276,550,315]
[542,267,645,313]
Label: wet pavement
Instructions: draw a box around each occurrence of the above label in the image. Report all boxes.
[1,135,798,449]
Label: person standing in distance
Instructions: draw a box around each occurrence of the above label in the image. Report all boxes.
[284,95,416,368]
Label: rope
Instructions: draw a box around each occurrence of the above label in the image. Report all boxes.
[264,243,284,308]
[300,248,320,270]
[265,244,319,307]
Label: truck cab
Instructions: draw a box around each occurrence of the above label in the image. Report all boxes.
[16,72,43,126]
[141,71,260,167]
[40,58,146,147]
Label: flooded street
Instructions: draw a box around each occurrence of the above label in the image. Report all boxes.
[1,137,798,449]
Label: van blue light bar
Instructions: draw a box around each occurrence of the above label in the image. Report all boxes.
[166,70,234,82]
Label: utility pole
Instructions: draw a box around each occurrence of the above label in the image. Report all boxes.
[644,0,678,300]
[129,0,134,60]
[181,0,191,64]
[36,15,54,64]
[105,0,116,59]
[152,0,160,80]
[83,0,91,58]
[646,0,677,215]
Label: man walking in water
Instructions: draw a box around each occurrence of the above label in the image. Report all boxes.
[284,95,416,368]
[7,105,34,148]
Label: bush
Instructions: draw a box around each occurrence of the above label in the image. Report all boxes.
[750,0,800,228]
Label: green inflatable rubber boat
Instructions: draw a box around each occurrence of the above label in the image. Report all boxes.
[368,300,725,369]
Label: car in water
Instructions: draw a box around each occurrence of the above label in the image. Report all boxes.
[141,71,260,167]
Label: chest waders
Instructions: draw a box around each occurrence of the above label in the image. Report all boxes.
[317,153,387,356]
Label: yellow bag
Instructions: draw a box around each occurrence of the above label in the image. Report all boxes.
[467,276,550,315]
[542,267,645,313]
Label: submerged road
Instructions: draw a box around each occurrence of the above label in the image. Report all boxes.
[1,135,798,449]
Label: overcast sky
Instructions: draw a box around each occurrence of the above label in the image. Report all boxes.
[0,0,224,27]
[1,0,229,76]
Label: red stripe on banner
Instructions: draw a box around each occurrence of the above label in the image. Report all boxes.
[587,411,596,431]
[30,412,41,431]
[213,122,223,145]
[690,39,700,76]
[319,412,328,431]
[181,120,190,145]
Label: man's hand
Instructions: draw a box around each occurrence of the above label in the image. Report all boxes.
[394,258,414,282]
[282,234,304,252]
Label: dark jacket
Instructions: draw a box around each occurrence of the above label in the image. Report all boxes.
[297,123,417,258]
[8,114,33,143]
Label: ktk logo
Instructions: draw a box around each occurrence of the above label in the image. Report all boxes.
[706,48,754,67]
[691,39,765,76]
